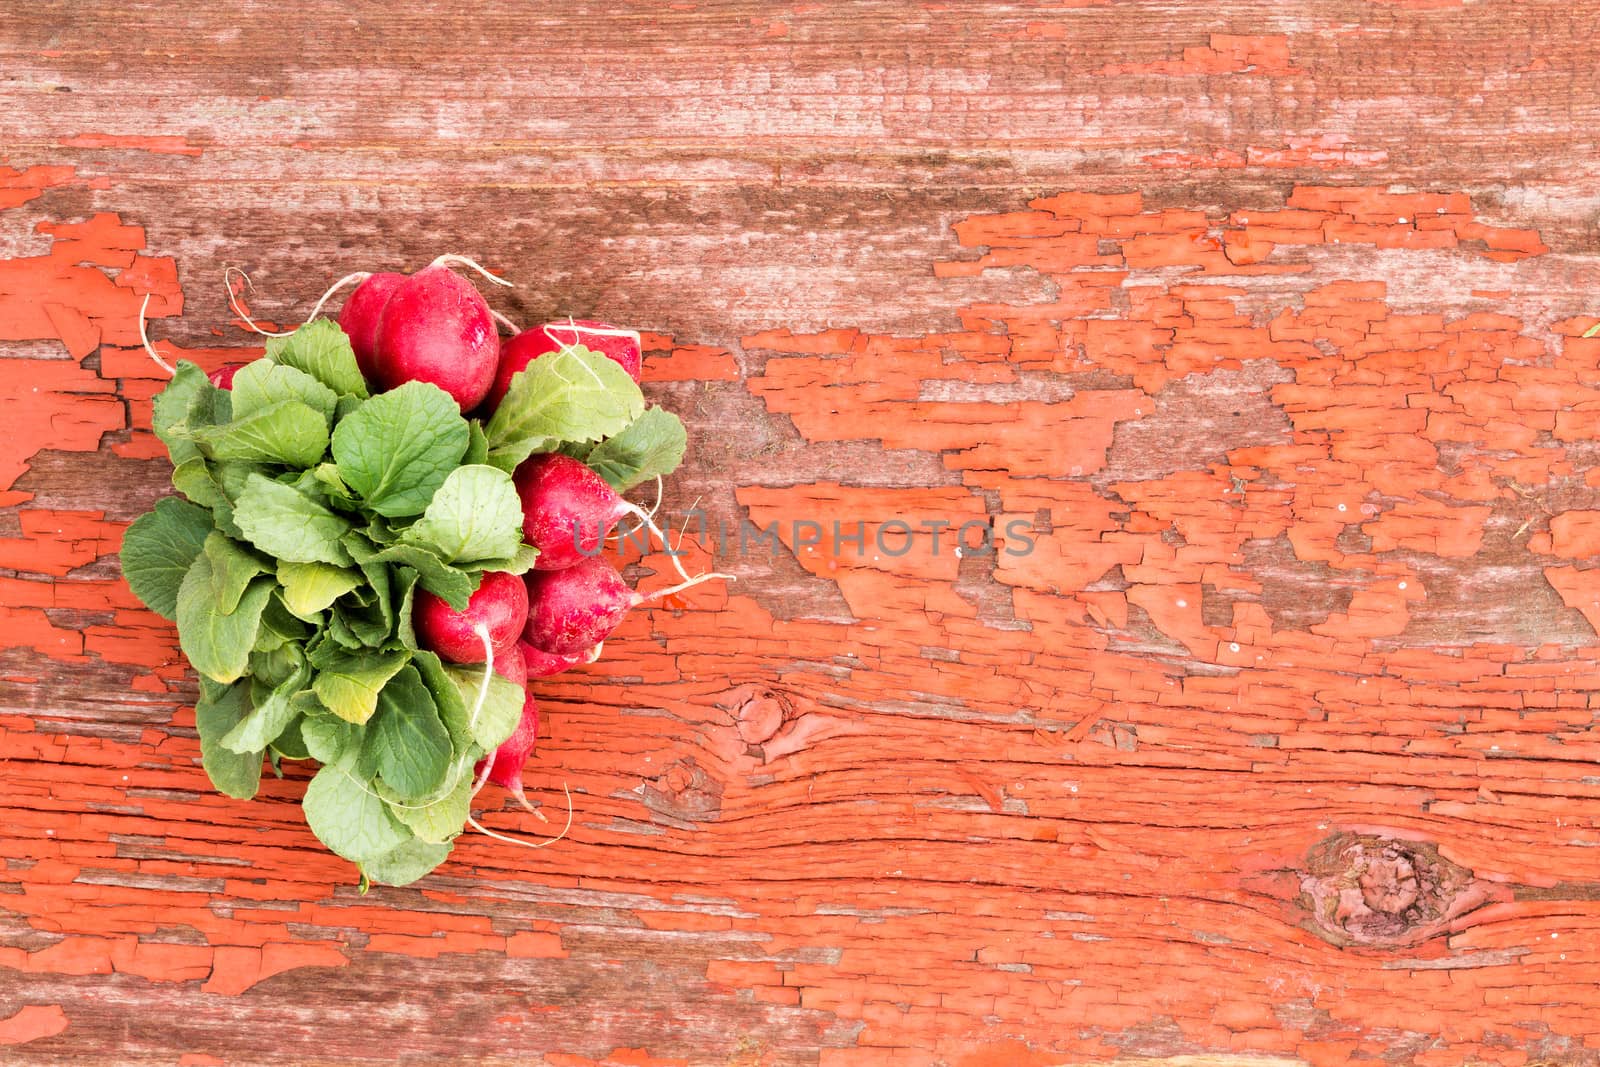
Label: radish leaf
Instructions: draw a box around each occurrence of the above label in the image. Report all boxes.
[363,665,451,801]
[195,679,263,800]
[121,497,214,621]
[194,400,329,468]
[310,646,410,725]
[229,359,339,425]
[302,755,410,863]
[359,837,452,887]
[400,464,523,564]
[485,346,643,467]
[177,556,274,684]
[234,474,353,566]
[584,407,688,492]
[332,382,469,517]
[267,318,369,399]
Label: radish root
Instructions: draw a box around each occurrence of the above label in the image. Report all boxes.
[490,309,521,334]
[641,570,737,604]
[671,492,704,555]
[618,502,695,584]
[542,318,641,351]
[467,781,573,850]
[467,625,499,798]
[224,267,294,337]
[226,267,371,338]
[301,271,371,323]
[138,293,176,377]
[609,475,664,546]
[430,254,513,288]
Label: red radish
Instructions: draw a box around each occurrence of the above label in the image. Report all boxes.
[338,271,405,381]
[514,454,681,573]
[414,570,528,662]
[373,263,500,410]
[485,319,642,410]
[494,638,528,686]
[208,364,244,389]
[474,689,540,811]
[523,555,732,656]
[516,637,599,678]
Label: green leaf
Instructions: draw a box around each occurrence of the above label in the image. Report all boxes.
[194,679,262,800]
[152,362,226,466]
[229,359,339,425]
[234,474,353,565]
[203,532,268,615]
[310,462,360,510]
[301,707,361,764]
[362,665,452,801]
[266,318,370,399]
[310,646,410,724]
[249,644,301,688]
[485,346,643,468]
[382,765,472,845]
[471,543,541,576]
[444,663,523,753]
[192,399,330,468]
[270,715,311,760]
[464,421,489,466]
[171,457,224,510]
[176,556,274,684]
[399,465,524,565]
[412,651,472,752]
[331,381,469,518]
[302,755,410,863]
[278,561,362,618]
[335,600,391,649]
[222,654,310,754]
[369,542,477,611]
[360,837,452,887]
[584,407,688,492]
[257,593,314,652]
[121,497,214,620]
[393,567,421,650]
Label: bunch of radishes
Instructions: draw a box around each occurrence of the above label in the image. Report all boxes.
[339,261,714,808]
[123,255,724,886]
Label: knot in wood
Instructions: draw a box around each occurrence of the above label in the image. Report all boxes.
[1299,831,1477,949]
[641,757,724,826]
[736,691,789,745]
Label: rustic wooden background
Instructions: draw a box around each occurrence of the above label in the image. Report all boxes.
[4,2,1600,1064]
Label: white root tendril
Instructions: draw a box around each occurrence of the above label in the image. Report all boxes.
[226,267,371,337]
[490,309,521,334]
[138,293,176,377]
[640,570,738,605]
[467,781,573,850]
[302,271,371,323]
[618,502,695,584]
[543,317,642,386]
[430,254,513,288]
[224,267,294,337]
[608,475,664,546]
[671,491,703,555]
[541,317,641,351]
[468,625,498,798]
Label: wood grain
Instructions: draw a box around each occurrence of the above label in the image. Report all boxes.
[4,2,1600,1064]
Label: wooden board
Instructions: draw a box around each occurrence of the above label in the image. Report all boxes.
[3,2,1600,1063]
